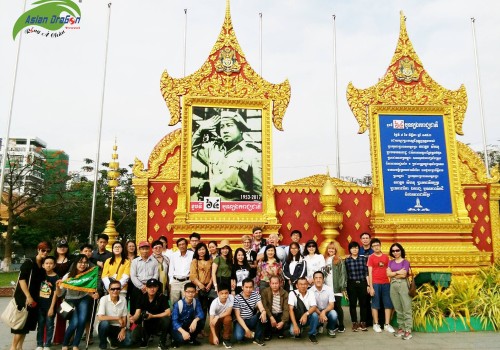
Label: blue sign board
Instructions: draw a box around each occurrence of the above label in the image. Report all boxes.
[379,115,452,214]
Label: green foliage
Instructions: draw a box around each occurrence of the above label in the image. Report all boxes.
[412,262,500,331]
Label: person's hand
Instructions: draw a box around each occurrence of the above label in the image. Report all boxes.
[181,329,191,341]
[197,115,221,132]
[119,318,126,328]
[91,292,100,300]
[270,316,277,328]
[210,316,219,327]
[292,324,301,335]
[47,307,54,317]
[259,311,267,323]
[369,286,375,297]
[299,314,308,325]
[26,296,35,307]
[189,319,198,333]
[141,285,147,293]
[276,321,284,330]
[118,328,126,341]
[244,329,253,339]
[165,309,171,317]
[319,311,327,323]
[97,261,104,268]
[212,336,219,345]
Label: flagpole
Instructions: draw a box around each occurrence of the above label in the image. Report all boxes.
[259,12,263,76]
[183,9,188,77]
[470,17,490,177]
[0,0,28,210]
[89,2,113,244]
[332,14,340,178]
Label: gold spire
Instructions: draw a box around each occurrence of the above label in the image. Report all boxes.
[160,0,290,130]
[347,12,467,135]
[104,141,120,249]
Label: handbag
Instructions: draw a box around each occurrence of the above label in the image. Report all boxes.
[58,300,75,320]
[1,263,33,329]
[407,267,417,298]
[293,291,308,321]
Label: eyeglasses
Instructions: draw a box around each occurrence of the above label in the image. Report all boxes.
[109,288,121,291]
[77,261,89,265]
[307,245,316,248]
[391,249,401,253]
[40,249,50,253]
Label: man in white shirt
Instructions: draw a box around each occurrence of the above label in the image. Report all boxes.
[312,271,338,337]
[209,283,234,349]
[288,277,319,344]
[97,280,132,349]
[169,238,194,305]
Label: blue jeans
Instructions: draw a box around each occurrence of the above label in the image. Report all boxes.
[63,296,91,347]
[233,314,265,341]
[319,310,338,331]
[171,319,204,345]
[37,308,55,346]
[289,312,319,336]
[98,321,132,349]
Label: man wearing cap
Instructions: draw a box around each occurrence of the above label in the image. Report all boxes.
[130,241,159,315]
[129,278,171,350]
[169,238,194,306]
[191,109,262,201]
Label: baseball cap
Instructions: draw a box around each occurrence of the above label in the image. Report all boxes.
[138,240,150,248]
[57,239,69,248]
[146,278,160,287]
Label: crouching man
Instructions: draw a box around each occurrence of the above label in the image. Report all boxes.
[171,282,205,347]
[312,271,338,337]
[208,283,234,348]
[288,277,319,344]
[129,278,171,350]
[261,275,289,340]
[97,280,132,349]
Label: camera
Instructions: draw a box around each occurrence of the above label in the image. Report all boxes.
[141,310,149,320]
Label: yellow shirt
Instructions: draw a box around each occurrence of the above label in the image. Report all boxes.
[102,257,131,291]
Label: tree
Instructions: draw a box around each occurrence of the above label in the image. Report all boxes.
[476,144,500,180]
[1,149,69,270]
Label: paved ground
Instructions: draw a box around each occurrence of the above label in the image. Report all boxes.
[0,297,498,350]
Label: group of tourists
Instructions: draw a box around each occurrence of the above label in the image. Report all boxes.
[8,229,413,350]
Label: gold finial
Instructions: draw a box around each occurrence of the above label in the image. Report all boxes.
[226,0,230,19]
[317,172,343,254]
[105,141,120,249]
[390,11,422,66]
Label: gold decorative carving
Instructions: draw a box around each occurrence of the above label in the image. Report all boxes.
[490,184,500,260]
[317,176,344,254]
[347,12,467,135]
[160,1,290,130]
[457,140,500,184]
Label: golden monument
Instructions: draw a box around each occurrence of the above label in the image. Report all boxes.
[103,142,120,250]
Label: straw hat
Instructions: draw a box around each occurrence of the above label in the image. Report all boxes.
[218,239,231,249]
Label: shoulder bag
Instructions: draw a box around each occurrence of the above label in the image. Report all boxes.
[1,262,33,329]
[407,266,417,298]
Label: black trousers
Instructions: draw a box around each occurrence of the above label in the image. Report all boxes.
[142,316,171,344]
[334,295,345,328]
[346,280,368,323]
[264,312,287,338]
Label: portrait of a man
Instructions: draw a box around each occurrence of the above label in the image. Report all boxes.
[190,107,262,203]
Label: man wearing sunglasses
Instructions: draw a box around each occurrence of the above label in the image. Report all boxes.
[97,280,132,349]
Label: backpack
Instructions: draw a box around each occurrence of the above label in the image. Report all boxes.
[292,291,308,321]
[177,298,197,314]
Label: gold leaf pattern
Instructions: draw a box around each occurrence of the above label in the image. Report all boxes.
[480,226,485,234]
[304,223,309,231]
[279,209,284,217]
[312,210,317,218]
[485,215,490,223]
[365,210,371,217]
[347,235,352,243]
[161,209,167,218]
[155,198,160,206]
[287,197,292,206]
[472,192,477,200]
[286,222,292,230]
[475,236,480,245]
[355,222,360,230]
[354,198,359,206]
[161,185,167,193]
[478,205,484,213]
[483,192,488,200]
[154,223,160,232]
[303,198,309,205]
[149,210,155,219]
[473,215,479,222]
[295,210,301,218]
[313,234,317,241]
[346,210,352,218]
[167,197,173,206]
[466,204,472,211]
[149,186,155,194]
[487,236,492,245]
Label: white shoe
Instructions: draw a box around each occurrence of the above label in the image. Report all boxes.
[384,324,395,333]
[36,347,43,350]
[43,347,51,350]
[317,326,324,334]
[373,324,382,333]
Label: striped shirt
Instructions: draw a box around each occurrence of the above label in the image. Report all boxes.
[345,255,368,282]
[234,291,261,320]
[272,292,281,314]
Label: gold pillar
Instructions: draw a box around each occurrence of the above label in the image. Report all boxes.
[317,175,344,255]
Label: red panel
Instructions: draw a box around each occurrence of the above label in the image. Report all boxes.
[464,186,493,253]
[147,181,178,243]
[274,189,373,252]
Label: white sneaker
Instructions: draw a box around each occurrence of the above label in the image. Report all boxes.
[36,347,43,350]
[384,324,395,333]
[43,347,51,350]
[373,324,382,333]
[317,326,324,334]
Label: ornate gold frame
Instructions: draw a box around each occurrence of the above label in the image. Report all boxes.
[369,104,471,232]
[173,96,278,233]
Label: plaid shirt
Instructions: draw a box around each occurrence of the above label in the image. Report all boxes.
[345,255,368,281]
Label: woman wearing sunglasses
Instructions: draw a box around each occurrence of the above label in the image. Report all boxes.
[386,243,412,340]
[303,239,325,287]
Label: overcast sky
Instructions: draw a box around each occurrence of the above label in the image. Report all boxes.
[0,0,498,184]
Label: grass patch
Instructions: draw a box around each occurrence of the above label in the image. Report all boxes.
[0,272,18,287]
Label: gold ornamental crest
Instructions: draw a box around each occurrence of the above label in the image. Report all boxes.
[395,57,419,83]
[215,47,241,75]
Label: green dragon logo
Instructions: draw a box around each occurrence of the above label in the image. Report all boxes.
[12,0,81,40]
